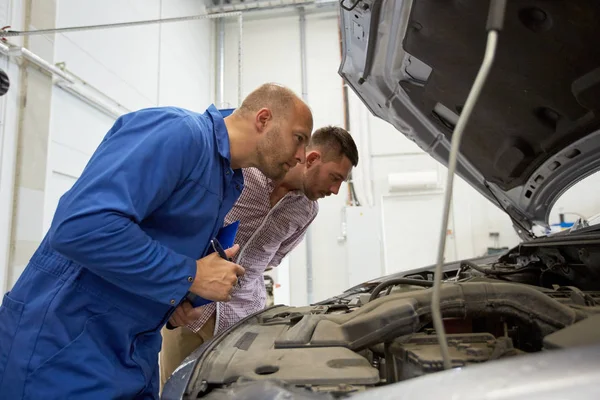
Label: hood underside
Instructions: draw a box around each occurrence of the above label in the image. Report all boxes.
[339,0,600,232]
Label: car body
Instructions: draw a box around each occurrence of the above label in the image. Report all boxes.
[162,1,600,398]
[162,240,600,399]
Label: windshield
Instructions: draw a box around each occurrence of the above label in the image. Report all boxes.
[546,170,600,234]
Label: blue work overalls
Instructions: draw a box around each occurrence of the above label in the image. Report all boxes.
[0,105,243,399]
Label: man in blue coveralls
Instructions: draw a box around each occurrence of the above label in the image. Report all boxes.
[0,83,313,399]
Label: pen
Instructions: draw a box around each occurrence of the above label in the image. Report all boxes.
[211,238,229,260]
[183,239,240,310]
[211,238,241,288]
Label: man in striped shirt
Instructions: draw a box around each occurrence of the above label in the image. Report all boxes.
[159,126,359,389]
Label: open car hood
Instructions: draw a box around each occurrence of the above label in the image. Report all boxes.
[339,0,600,236]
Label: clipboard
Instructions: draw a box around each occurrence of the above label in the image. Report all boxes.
[211,220,239,254]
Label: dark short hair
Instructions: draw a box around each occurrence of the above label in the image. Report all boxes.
[308,126,359,167]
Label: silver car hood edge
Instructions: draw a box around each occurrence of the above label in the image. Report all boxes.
[338,0,600,238]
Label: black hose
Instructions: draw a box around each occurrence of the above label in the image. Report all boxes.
[369,278,433,301]
[462,260,535,276]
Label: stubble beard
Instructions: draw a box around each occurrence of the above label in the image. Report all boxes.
[256,132,287,181]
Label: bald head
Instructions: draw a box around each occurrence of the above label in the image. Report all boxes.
[236,83,312,125]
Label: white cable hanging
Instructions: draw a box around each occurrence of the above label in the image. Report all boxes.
[431,0,506,370]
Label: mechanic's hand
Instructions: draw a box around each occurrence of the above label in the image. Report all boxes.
[190,244,245,302]
[168,300,206,327]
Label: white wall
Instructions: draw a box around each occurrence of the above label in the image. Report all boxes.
[44,0,215,233]
[52,0,214,111]
[4,0,215,288]
[223,15,301,107]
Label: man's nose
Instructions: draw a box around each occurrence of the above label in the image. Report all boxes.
[330,182,341,195]
[295,145,306,165]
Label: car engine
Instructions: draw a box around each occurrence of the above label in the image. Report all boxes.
[182,239,600,399]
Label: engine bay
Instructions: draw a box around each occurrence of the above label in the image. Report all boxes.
[183,239,600,399]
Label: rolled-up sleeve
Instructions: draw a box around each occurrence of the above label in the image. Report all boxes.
[49,109,202,306]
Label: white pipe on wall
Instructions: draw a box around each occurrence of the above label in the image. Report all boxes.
[237,13,243,105]
[298,6,313,305]
[0,57,18,293]
[20,48,75,84]
[0,42,129,119]
[0,43,74,84]
[0,43,75,83]
[215,13,243,107]
[216,18,225,107]
[299,8,308,101]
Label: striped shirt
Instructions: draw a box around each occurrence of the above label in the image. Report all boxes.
[187,167,318,335]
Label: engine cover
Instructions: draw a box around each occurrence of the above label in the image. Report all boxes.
[390,333,520,380]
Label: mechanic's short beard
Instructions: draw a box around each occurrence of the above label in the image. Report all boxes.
[256,126,287,181]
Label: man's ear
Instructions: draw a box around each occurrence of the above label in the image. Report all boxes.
[306,150,320,167]
[255,108,272,133]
